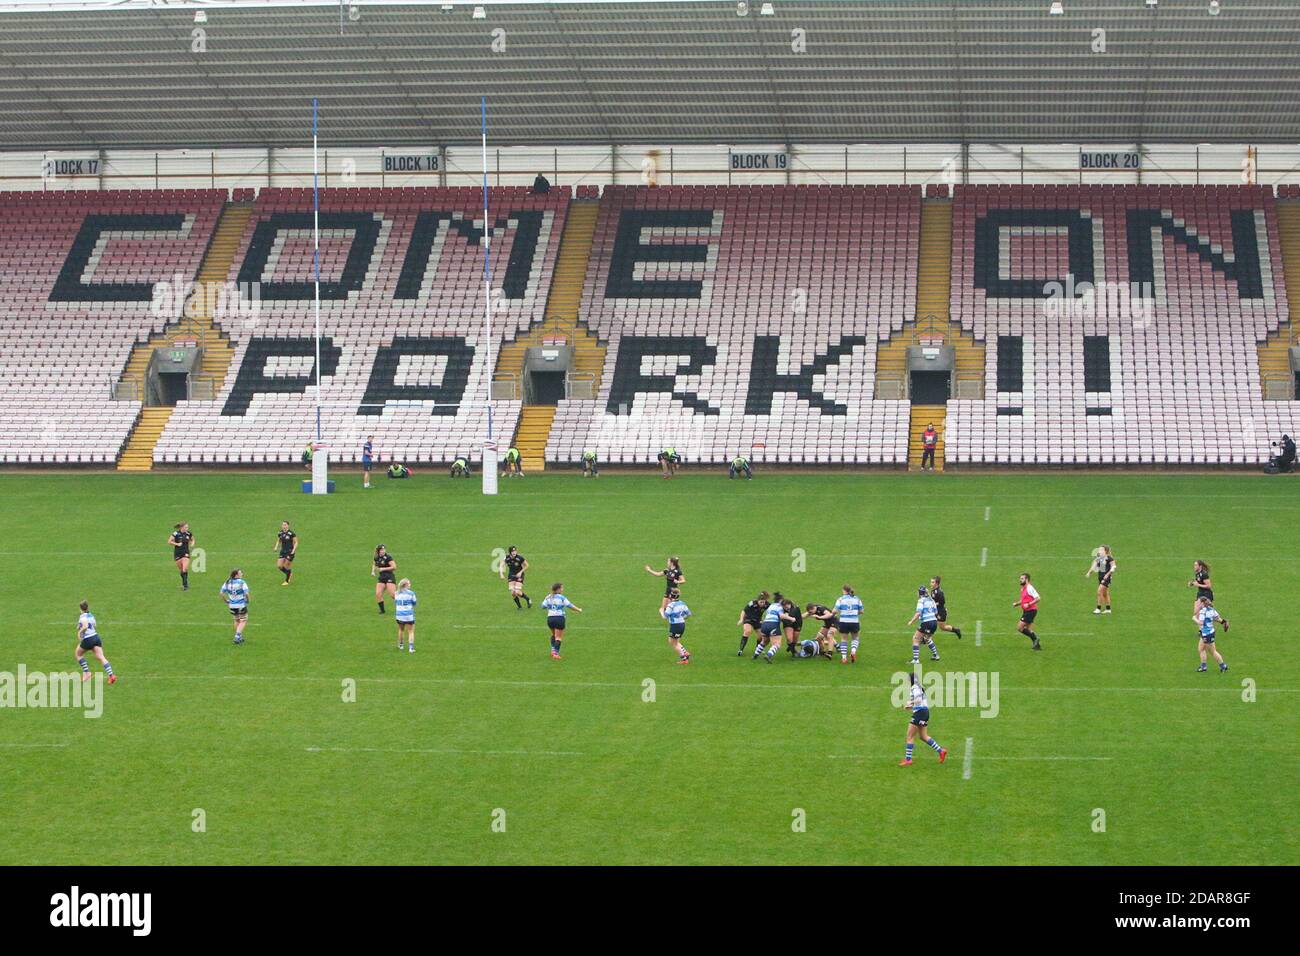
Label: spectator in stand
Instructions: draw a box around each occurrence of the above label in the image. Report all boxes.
[920,423,938,471]
[532,173,550,195]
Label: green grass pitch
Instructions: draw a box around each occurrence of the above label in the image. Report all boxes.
[0,471,1296,865]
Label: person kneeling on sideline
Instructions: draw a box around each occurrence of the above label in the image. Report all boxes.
[581,449,599,477]
[728,455,753,480]
[387,462,413,480]
[658,446,680,479]
[449,455,471,478]
[503,447,524,478]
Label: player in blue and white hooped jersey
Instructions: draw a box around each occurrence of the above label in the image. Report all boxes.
[394,578,417,653]
[833,585,864,664]
[659,588,691,664]
[542,582,582,660]
[753,591,794,663]
[75,601,116,684]
[907,585,941,664]
[1193,596,1228,673]
[900,672,947,767]
[220,569,250,645]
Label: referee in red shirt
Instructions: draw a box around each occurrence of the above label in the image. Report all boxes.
[1013,573,1042,650]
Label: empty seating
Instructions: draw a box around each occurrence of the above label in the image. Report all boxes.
[546,184,919,465]
[944,184,1298,465]
[0,189,224,463]
[156,186,571,464]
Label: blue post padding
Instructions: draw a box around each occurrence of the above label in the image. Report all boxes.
[301,480,336,494]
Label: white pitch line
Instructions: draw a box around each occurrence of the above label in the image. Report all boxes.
[306,745,583,757]
[115,674,1300,693]
[829,748,1109,768]
[980,547,988,567]
[984,506,991,521]
[0,742,70,750]
[975,619,983,647]
[980,756,1113,762]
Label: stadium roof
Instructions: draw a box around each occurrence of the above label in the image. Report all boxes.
[2,0,1300,150]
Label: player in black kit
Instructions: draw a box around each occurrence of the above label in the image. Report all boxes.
[500,546,531,608]
[644,557,685,611]
[782,598,804,656]
[275,521,298,586]
[1188,560,1229,632]
[929,576,962,638]
[805,602,839,656]
[736,591,770,656]
[372,544,398,614]
[168,522,194,590]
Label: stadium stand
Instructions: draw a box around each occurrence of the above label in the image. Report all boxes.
[6,182,1300,469]
[544,185,919,466]
[0,189,224,464]
[154,187,571,464]
[944,184,1300,465]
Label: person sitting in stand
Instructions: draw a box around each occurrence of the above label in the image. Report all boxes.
[728,455,753,480]
[450,455,471,478]
[387,462,413,479]
[581,449,599,478]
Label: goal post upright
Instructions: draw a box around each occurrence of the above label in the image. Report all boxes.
[480,95,499,496]
[309,96,331,494]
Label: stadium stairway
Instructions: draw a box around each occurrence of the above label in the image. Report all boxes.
[501,199,603,472]
[512,405,557,473]
[117,408,174,471]
[908,405,946,472]
[876,199,984,402]
[1257,199,1300,398]
[115,201,253,470]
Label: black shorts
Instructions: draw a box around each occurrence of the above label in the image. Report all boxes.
[378,571,396,585]
[1021,609,1037,625]
[786,622,802,634]
[821,617,839,632]
[1100,574,1113,587]
[173,549,189,560]
[664,584,677,598]
[936,608,948,622]
[508,575,524,586]
[910,707,930,727]
[79,634,102,651]
[838,621,860,635]
[279,552,295,563]
[760,621,781,637]
[668,622,686,638]
[919,621,938,635]
[547,616,567,632]
[743,616,762,629]
[1197,588,1214,603]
